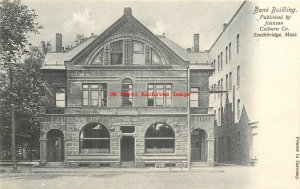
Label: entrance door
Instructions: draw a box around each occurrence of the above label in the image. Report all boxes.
[121,136,135,161]
[47,129,64,162]
[191,129,207,162]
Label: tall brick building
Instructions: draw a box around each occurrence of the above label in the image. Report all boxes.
[40,7,215,168]
[39,1,258,168]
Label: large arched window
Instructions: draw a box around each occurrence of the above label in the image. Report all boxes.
[79,123,110,154]
[145,123,175,153]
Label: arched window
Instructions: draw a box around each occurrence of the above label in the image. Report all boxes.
[91,48,104,65]
[79,123,110,153]
[122,78,133,106]
[145,123,175,153]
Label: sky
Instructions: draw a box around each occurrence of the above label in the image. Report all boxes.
[23,0,243,51]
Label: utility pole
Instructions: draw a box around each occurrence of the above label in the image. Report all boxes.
[9,64,17,172]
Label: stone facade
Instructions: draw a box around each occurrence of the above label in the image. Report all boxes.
[39,7,215,168]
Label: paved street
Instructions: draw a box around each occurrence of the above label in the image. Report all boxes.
[0,166,260,189]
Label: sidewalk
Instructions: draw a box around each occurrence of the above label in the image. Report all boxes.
[0,165,227,177]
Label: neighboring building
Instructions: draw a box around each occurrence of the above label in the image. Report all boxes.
[208,1,259,165]
[39,7,215,168]
[39,1,258,168]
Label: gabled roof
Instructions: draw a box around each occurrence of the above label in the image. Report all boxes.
[70,7,188,65]
[41,36,96,70]
[42,7,210,69]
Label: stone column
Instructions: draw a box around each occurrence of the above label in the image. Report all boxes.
[39,138,47,166]
[207,138,215,166]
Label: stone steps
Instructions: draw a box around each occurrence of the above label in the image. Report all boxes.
[120,162,135,168]
[45,162,65,168]
[191,162,209,167]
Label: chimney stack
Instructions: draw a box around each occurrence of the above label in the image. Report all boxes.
[193,34,199,53]
[124,7,132,16]
[56,33,63,53]
[223,23,227,31]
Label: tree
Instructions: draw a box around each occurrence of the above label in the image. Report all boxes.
[0,0,42,172]
[74,34,88,46]
[0,46,44,160]
[41,41,52,55]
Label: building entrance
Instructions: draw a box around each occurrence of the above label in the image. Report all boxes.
[46,129,64,162]
[121,136,135,161]
[191,129,207,162]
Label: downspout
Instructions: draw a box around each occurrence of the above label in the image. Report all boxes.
[187,66,191,170]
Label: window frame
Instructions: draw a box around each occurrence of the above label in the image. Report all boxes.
[190,87,199,107]
[79,123,110,154]
[82,84,107,107]
[145,123,175,154]
[55,88,66,108]
[147,83,172,107]
[121,78,133,107]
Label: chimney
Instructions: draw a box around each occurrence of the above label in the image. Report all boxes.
[124,7,132,16]
[223,23,227,31]
[56,33,63,53]
[193,34,199,52]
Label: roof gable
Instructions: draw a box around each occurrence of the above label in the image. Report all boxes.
[70,8,188,66]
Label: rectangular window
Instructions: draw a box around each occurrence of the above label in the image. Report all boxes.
[221,78,223,92]
[55,88,66,107]
[237,66,240,87]
[218,80,220,97]
[220,52,223,69]
[217,55,220,71]
[147,84,172,107]
[111,41,123,65]
[82,84,107,107]
[229,43,232,61]
[190,87,199,107]
[237,99,240,120]
[225,46,228,64]
[213,84,216,100]
[226,74,228,91]
[122,80,133,106]
[236,34,240,54]
[229,72,232,90]
[132,42,145,65]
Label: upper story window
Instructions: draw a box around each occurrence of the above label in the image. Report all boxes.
[217,55,220,71]
[229,43,232,61]
[236,34,240,54]
[132,41,145,65]
[122,78,133,106]
[55,88,66,107]
[225,74,228,91]
[237,99,241,120]
[147,84,172,107]
[237,66,240,87]
[190,87,199,107]
[229,72,232,90]
[91,49,104,65]
[87,38,166,66]
[220,52,223,69]
[225,46,228,64]
[83,84,107,107]
[111,41,123,65]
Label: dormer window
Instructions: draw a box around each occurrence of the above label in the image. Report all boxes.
[111,41,123,65]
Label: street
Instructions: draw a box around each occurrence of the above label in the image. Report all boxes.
[0,166,258,189]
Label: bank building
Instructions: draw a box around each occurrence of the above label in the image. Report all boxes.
[40,1,258,168]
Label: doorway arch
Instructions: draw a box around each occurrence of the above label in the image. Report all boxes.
[46,129,64,162]
[191,129,207,162]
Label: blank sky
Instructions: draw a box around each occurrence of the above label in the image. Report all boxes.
[24,0,243,51]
